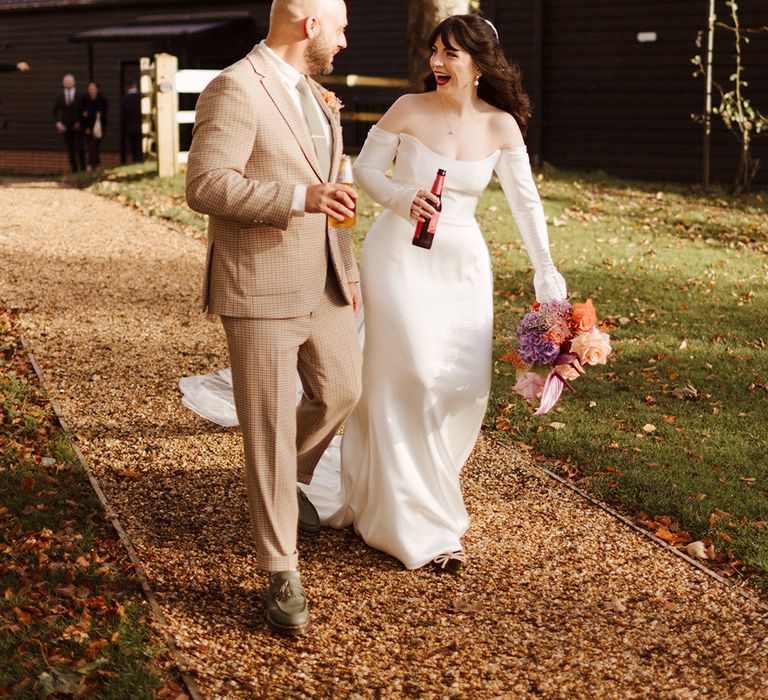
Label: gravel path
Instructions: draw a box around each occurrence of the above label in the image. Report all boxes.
[1,178,767,699]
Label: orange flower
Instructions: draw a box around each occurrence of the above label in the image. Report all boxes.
[321,89,344,116]
[544,320,570,345]
[570,299,597,333]
[499,350,529,371]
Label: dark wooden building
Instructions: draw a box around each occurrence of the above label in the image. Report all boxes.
[1,0,766,185]
[0,0,406,172]
[486,0,768,185]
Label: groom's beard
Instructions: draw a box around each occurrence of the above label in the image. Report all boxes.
[304,36,336,75]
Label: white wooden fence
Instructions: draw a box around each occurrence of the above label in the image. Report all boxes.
[141,54,220,176]
[175,68,220,165]
[144,53,408,177]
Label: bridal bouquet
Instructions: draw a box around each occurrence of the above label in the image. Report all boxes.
[509,299,611,414]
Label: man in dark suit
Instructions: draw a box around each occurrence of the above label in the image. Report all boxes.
[53,73,86,172]
[0,61,29,72]
[120,80,143,163]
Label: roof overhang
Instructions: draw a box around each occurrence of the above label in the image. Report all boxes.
[70,20,236,42]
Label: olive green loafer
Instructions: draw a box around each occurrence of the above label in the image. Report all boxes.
[297,487,320,535]
[266,570,309,637]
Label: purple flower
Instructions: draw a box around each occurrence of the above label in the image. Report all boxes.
[518,334,561,365]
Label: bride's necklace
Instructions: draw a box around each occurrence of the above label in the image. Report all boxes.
[438,97,476,135]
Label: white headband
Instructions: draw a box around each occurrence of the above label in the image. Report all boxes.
[484,18,499,40]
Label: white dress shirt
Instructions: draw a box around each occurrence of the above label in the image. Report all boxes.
[260,40,332,216]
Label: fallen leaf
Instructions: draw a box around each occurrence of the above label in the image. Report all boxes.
[642,423,656,433]
[654,526,691,544]
[671,384,698,400]
[686,541,709,559]
[548,422,566,430]
[448,597,483,614]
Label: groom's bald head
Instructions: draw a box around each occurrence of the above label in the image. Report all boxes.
[266,0,348,74]
[269,0,343,27]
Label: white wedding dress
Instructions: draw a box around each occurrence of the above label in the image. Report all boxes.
[180,125,566,570]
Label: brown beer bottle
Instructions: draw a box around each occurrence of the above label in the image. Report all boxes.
[330,154,356,229]
[412,168,446,249]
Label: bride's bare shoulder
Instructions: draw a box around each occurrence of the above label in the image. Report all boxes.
[376,93,435,133]
[486,108,525,149]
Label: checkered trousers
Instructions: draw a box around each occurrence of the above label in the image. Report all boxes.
[222,277,361,572]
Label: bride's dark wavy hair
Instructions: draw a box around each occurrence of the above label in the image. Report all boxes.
[424,14,532,136]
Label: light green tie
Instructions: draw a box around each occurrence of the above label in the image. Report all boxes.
[296,77,330,178]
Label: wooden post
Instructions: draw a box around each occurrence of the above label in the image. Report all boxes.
[531,0,544,168]
[703,0,715,190]
[139,57,153,161]
[154,53,179,177]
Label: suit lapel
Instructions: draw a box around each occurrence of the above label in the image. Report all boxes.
[246,47,328,182]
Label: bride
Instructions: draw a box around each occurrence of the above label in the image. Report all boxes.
[181,14,567,573]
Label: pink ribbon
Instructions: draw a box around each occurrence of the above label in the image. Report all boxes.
[534,352,584,415]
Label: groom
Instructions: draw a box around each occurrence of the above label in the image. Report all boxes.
[186,0,361,637]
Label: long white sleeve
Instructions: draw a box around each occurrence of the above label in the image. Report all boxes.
[352,125,420,223]
[495,148,567,303]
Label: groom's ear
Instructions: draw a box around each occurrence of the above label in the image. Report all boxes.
[304,16,320,40]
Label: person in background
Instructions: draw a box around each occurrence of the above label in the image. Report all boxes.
[0,61,29,72]
[80,80,108,171]
[121,80,143,164]
[53,74,85,172]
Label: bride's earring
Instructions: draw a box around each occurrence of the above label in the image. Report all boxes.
[474,76,480,86]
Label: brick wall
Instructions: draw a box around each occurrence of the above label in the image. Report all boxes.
[0,149,122,174]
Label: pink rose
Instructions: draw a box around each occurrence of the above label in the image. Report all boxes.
[571,327,612,366]
[513,372,545,401]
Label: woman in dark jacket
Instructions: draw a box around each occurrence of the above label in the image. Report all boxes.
[80,81,108,170]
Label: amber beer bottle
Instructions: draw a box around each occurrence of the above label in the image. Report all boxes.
[330,154,356,229]
[412,168,446,249]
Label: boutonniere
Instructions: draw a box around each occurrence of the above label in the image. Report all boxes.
[321,89,344,117]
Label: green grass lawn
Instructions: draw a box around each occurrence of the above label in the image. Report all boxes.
[0,309,184,698]
[89,161,768,591]
[484,168,768,590]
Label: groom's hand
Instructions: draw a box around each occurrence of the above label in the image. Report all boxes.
[306,183,356,222]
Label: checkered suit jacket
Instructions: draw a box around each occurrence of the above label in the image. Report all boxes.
[186,44,359,318]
